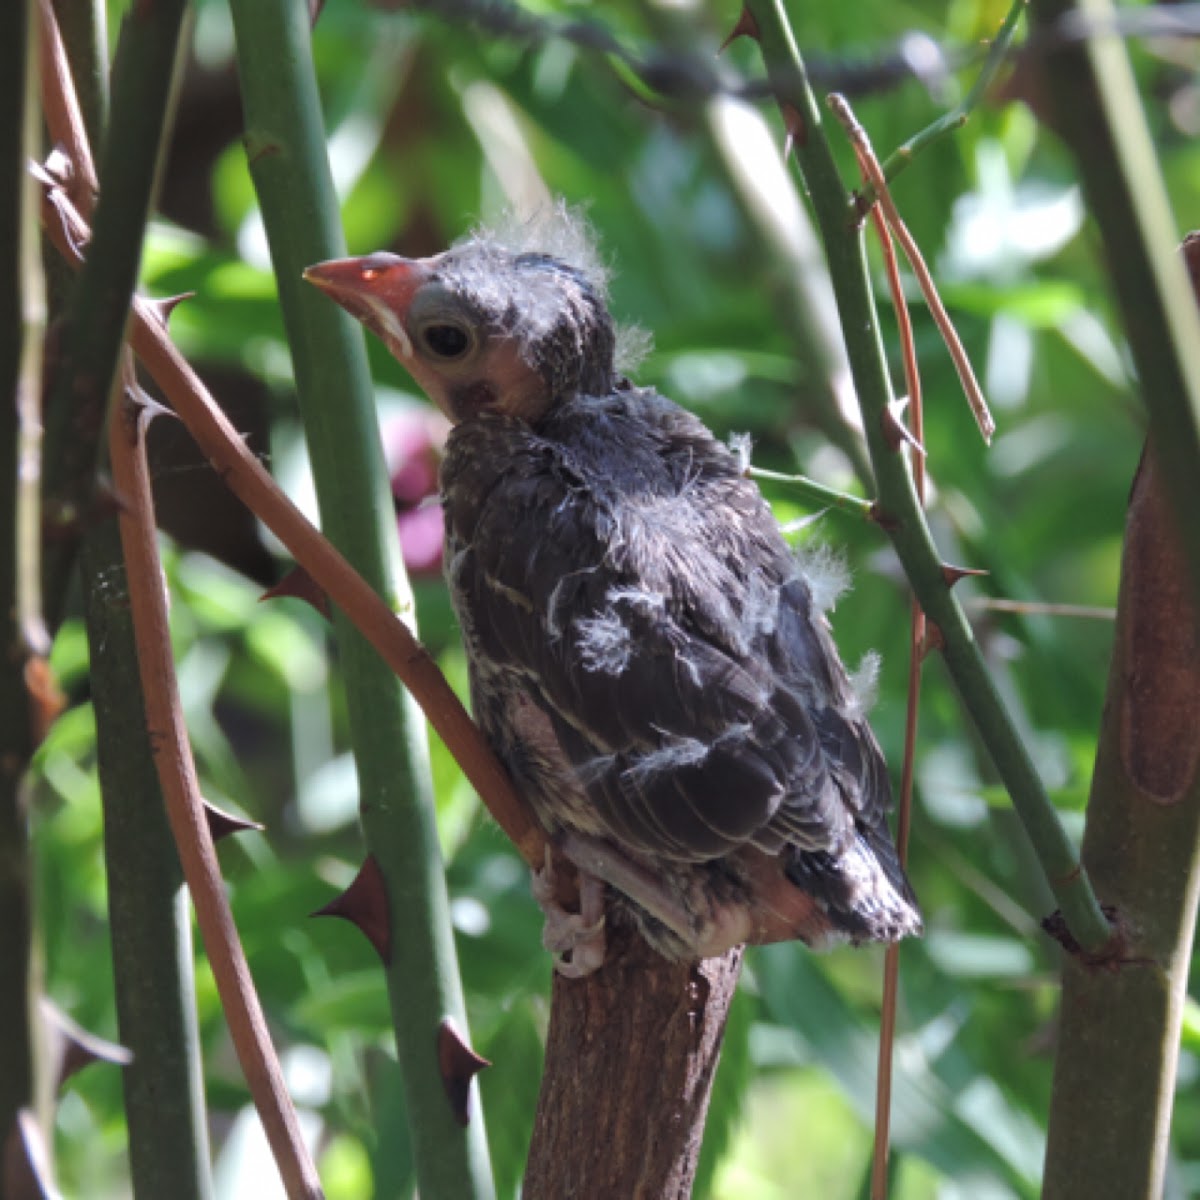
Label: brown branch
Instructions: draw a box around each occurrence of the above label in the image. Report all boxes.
[829,92,995,445]
[852,128,927,1200]
[107,374,323,1200]
[36,0,97,217]
[128,300,544,861]
[35,173,544,872]
[524,922,741,1199]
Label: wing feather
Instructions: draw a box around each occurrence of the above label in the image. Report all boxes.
[441,391,891,867]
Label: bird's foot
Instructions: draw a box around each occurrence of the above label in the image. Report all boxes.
[556,830,755,960]
[532,850,607,978]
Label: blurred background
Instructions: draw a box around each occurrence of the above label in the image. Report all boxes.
[32,0,1200,1196]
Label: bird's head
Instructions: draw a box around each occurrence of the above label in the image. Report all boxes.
[304,236,617,425]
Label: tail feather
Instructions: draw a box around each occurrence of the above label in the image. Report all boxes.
[784,828,922,944]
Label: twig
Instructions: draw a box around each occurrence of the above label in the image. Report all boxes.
[866,0,1027,200]
[970,597,1116,620]
[108,374,323,1200]
[851,133,925,1200]
[36,0,98,216]
[829,92,995,444]
[747,466,876,519]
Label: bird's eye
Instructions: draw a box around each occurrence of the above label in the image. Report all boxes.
[420,322,473,360]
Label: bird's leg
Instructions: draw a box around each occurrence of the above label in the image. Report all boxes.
[558,831,696,944]
[532,847,608,978]
[558,831,756,959]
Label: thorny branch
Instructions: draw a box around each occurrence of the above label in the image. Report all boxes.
[108,374,324,1200]
[746,0,1117,957]
[36,4,323,1191]
[35,163,547,872]
[839,99,927,1200]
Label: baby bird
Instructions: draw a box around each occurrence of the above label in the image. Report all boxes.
[305,213,921,975]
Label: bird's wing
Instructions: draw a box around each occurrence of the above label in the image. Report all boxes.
[442,407,887,866]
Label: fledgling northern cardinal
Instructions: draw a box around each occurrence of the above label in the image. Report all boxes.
[305,211,921,975]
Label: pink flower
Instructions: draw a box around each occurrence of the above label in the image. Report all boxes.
[384,411,448,576]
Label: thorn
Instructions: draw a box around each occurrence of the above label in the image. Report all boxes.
[42,145,75,187]
[867,501,899,531]
[42,183,89,264]
[920,621,945,659]
[25,657,64,745]
[261,565,332,620]
[203,798,263,843]
[718,5,760,53]
[941,563,988,588]
[312,855,392,964]
[43,1000,133,1093]
[125,385,177,440]
[9,1109,59,1200]
[144,292,195,330]
[880,397,927,456]
[437,1017,491,1126]
[781,103,806,160]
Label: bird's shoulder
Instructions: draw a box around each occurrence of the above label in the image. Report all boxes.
[441,386,789,604]
[439,385,890,865]
[443,385,730,495]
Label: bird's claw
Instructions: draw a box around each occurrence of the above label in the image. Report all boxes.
[545,914,607,977]
[533,850,608,977]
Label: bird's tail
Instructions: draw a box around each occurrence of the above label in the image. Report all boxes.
[785,828,922,946]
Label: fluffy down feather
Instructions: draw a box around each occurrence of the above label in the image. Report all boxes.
[307,208,921,963]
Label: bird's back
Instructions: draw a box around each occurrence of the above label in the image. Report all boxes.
[441,385,921,956]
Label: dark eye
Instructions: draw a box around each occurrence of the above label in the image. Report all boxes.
[422,323,472,360]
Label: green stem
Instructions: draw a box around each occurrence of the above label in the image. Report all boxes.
[641,0,875,488]
[83,522,213,1200]
[1028,0,1200,606]
[40,0,190,629]
[1042,450,1200,1199]
[864,0,1026,203]
[0,0,51,1173]
[747,0,1113,954]
[748,466,875,520]
[37,2,213,1189]
[227,3,495,1197]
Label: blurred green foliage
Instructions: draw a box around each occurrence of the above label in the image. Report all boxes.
[32,0,1200,1195]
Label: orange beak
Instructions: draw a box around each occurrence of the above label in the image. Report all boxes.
[303,254,433,361]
